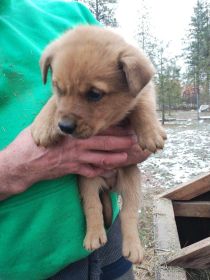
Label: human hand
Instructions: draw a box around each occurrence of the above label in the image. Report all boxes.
[0,126,136,199]
[99,126,150,171]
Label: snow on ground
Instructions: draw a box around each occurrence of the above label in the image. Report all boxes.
[139,120,210,189]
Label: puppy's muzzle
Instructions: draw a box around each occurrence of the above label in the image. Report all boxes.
[58,118,76,134]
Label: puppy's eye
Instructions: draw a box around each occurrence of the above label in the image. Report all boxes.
[86,89,104,102]
[54,85,64,96]
[53,81,64,96]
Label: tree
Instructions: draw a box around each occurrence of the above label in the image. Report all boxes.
[135,0,157,65]
[155,44,168,123]
[82,0,118,27]
[183,0,210,115]
[135,1,182,121]
[155,43,182,123]
[164,60,182,114]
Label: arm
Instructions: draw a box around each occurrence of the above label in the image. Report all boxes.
[0,126,139,200]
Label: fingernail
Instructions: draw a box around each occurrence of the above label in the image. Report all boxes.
[131,135,138,144]
[122,152,128,160]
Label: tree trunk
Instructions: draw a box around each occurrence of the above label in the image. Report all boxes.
[95,0,99,20]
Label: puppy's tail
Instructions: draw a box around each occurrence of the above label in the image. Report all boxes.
[100,190,113,228]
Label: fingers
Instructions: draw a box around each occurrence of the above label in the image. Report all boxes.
[121,145,151,167]
[99,125,134,137]
[137,149,151,163]
[75,146,150,177]
[76,135,137,152]
[76,164,106,178]
[78,151,128,168]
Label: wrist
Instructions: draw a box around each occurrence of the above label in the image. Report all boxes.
[0,149,30,197]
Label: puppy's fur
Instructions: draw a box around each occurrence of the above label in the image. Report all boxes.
[31,26,166,264]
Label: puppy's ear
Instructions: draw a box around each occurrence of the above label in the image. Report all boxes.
[119,47,155,96]
[39,42,59,84]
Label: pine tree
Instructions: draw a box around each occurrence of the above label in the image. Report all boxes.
[135,1,182,121]
[164,60,182,114]
[135,0,157,65]
[183,0,210,111]
[155,44,182,122]
[82,0,118,27]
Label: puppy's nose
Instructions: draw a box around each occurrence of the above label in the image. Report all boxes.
[58,119,76,134]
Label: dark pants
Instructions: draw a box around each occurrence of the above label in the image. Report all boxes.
[48,217,134,280]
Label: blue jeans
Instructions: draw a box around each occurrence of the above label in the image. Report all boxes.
[48,217,134,280]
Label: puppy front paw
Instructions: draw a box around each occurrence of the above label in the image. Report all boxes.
[83,227,107,251]
[138,124,167,153]
[123,237,144,264]
[31,121,61,147]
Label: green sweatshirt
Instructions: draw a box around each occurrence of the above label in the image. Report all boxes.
[0,1,118,279]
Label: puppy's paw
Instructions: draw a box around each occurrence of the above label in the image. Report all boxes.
[139,124,167,153]
[122,237,144,264]
[31,121,60,147]
[83,228,107,251]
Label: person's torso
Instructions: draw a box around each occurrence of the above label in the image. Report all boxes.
[0,2,119,280]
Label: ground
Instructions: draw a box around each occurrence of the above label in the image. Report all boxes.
[134,110,210,280]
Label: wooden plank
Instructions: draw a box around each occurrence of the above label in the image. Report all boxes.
[154,198,187,279]
[173,201,210,218]
[159,173,210,200]
[167,237,210,269]
[155,266,187,280]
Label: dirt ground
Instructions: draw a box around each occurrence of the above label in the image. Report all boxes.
[133,110,210,280]
[133,174,163,280]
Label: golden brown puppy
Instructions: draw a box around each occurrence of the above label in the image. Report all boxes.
[31,25,166,264]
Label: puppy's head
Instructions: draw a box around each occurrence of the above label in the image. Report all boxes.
[40,26,155,138]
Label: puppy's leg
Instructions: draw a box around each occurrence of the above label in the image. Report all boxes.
[117,165,144,264]
[79,176,108,251]
[100,190,113,228]
[31,96,61,146]
[130,82,167,153]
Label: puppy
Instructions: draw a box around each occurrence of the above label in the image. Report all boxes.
[31,25,166,264]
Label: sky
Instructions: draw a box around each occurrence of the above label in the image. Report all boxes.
[116,0,198,59]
